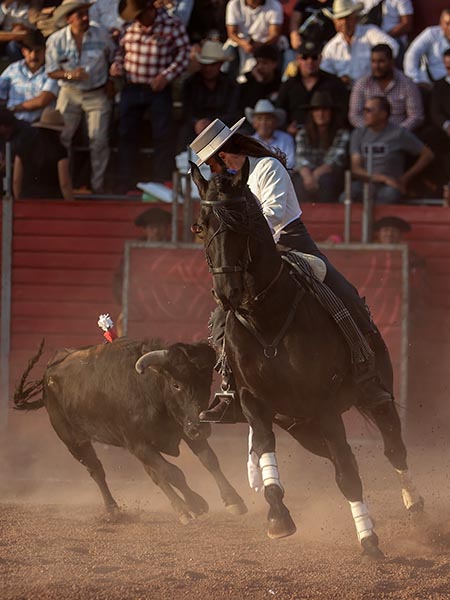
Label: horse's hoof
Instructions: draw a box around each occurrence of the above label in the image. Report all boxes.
[361,534,385,560]
[226,501,248,516]
[267,514,297,539]
[408,496,425,513]
[178,512,194,525]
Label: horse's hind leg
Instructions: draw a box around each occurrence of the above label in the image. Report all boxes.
[48,407,119,513]
[320,409,383,559]
[183,436,247,515]
[131,445,209,524]
[368,401,424,512]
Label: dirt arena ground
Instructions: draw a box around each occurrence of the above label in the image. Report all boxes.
[2,411,450,600]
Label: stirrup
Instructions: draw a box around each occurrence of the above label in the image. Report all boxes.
[200,382,238,423]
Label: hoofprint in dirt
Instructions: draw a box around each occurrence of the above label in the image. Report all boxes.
[2,424,450,599]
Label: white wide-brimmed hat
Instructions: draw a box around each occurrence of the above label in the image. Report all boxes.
[53,0,94,28]
[245,99,286,128]
[189,117,246,166]
[196,40,229,64]
[323,0,363,20]
[32,108,65,131]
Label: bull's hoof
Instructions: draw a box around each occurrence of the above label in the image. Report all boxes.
[226,501,248,516]
[267,511,297,540]
[408,496,425,513]
[361,533,385,560]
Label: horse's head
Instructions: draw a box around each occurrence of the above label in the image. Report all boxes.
[190,159,263,310]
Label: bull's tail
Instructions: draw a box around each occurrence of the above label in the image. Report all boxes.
[13,339,45,411]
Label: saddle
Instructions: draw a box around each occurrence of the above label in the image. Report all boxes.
[284,251,327,282]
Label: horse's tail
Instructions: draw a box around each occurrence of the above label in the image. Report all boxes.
[13,339,45,411]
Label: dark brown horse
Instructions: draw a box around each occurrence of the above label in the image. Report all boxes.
[191,160,423,559]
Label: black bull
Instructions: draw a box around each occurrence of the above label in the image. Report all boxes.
[14,338,247,523]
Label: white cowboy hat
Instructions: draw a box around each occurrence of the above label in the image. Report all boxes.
[189,117,246,166]
[244,99,286,128]
[195,40,229,64]
[53,0,95,28]
[32,108,65,132]
[323,0,363,20]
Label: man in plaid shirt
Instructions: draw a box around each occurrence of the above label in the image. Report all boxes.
[110,0,190,188]
[0,30,59,124]
[349,44,423,131]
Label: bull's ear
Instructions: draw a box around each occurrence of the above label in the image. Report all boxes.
[189,161,208,199]
[232,156,249,191]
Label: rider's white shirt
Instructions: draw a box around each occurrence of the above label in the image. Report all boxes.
[248,156,301,243]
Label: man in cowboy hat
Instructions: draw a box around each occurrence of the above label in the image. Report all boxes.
[110,0,190,190]
[276,39,348,136]
[0,29,59,123]
[178,39,239,151]
[372,215,411,244]
[245,99,295,168]
[321,0,398,86]
[46,0,115,193]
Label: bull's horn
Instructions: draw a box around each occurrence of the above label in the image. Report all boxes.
[135,350,169,374]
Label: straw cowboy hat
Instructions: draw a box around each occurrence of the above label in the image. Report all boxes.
[195,40,229,64]
[32,108,65,132]
[53,0,95,28]
[245,99,286,128]
[189,117,246,166]
[119,0,148,21]
[323,0,363,20]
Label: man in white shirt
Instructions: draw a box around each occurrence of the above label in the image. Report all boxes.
[403,9,450,85]
[225,0,284,76]
[321,0,398,87]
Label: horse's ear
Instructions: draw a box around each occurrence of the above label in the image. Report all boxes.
[189,161,208,199]
[232,156,250,191]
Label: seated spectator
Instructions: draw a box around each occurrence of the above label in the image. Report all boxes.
[46,0,115,194]
[0,106,35,177]
[89,0,123,37]
[225,0,284,78]
[238,43,281,112]
[276,39,348,136]
[12,106,73,199]
[349,44,423,131]
[0,0,41,61]
[178,40,239,151]
[293,90,349,202]
[0,29,58,123]
[404,9,450,86]
[372,215,410,244]
[428,48,450,183]
[113,206,172,336]
[320,0,398,87]
[360,0,413,55]
[110,0,190,190]
[245,98,294,168]
[349,96,433,204]
[289,0,335,51]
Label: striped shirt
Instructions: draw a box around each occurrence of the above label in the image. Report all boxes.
[112,9,190,84]
[349,69,423,131]
[46,24,115,91]
[0,60,59,123]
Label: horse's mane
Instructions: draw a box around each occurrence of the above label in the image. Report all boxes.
[209,173,269,242]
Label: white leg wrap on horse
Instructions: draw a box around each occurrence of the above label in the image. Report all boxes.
[349,501,374,542]
[395,469,421,509]
[247,427,263,492]
[260,452,283,490]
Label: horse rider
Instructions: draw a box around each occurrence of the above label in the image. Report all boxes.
[190,117,392,422]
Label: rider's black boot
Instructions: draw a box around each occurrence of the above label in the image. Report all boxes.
[199,389,238,423]
[357,375,392,407]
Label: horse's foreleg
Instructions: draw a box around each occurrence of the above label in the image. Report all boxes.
[320,409,384,559]
[240,390,296,540]
[368,401,424,513]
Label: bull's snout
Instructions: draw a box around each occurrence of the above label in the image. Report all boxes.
[184,419,211,440]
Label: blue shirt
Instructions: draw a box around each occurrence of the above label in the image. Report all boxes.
[0,60,59,123]
[253,129,296,170]
[45,24,115,91]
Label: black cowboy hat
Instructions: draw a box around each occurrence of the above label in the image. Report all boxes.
[301,91,339,110]
[296,40,323,57]
[134,207,171,228]
[373,216,411,233]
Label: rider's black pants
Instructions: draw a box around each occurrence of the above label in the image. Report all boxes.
[278,218,373,335]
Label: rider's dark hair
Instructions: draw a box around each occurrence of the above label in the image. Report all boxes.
[218,133,288,168]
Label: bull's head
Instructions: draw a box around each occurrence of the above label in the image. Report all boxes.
[135,343,216,440]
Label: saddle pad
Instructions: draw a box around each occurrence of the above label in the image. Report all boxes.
[285,251,327,282]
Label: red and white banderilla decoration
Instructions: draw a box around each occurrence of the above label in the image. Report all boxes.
[97,313,118,343]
